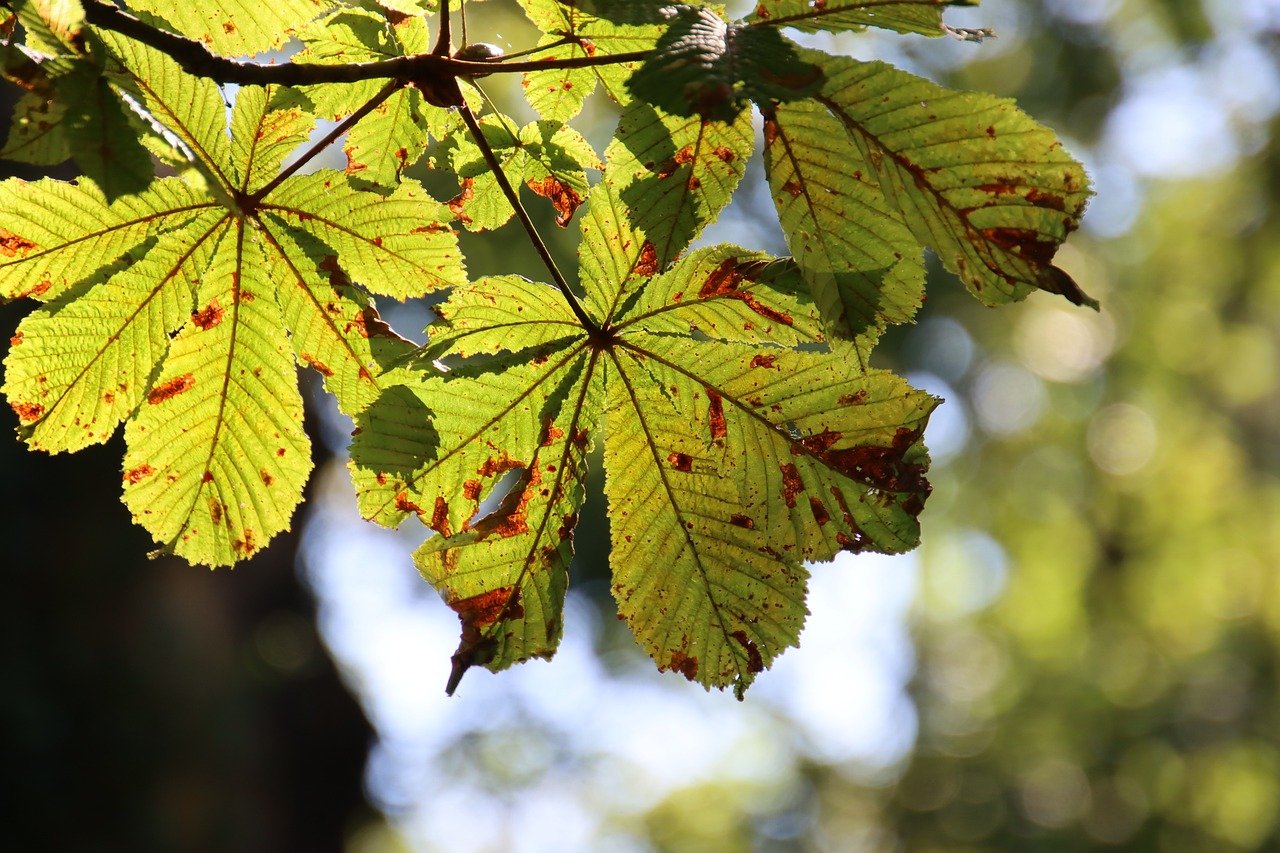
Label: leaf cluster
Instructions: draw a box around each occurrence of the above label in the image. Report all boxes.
[0,0,1091,697]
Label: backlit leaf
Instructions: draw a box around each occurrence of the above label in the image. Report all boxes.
[745,0,979,38]
[122,0,333,56]
[1,53,461,564]
[813,54,1095,308]
[517,0,666,121]
[761,95,924,351]
[352,186,937,696]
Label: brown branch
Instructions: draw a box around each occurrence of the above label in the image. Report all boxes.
[81,1,648,87]
[456,102,599,334]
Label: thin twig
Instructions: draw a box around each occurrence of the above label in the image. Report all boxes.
[250,80,400,202]
[456,102,598,334]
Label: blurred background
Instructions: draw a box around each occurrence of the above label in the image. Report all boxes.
[3,0,1280,850]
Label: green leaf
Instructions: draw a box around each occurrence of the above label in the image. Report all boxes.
[9,0,86,55]
[367,346,598,690]
[761,96,925,351]
[0,90,71,165]
[121,219,312,566]
[628,5,822,122]
[262,171,466,298]
[605,101,752,264]
[0,177,213,302]
[53,64,154,199]
[744,0,980,38]
[813,55,1096,308]
[122,0,333,56]
[292,8,435,184]
[517,0,666,121]
[352,186,937,696]
[1,51,461,564]
[97,30,236,194]
[442,117,599,231]
[3,209,224,452]
[228,85,315,193]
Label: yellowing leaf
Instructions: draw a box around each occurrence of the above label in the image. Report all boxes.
[352,186,937,696]
[812,54,1095,308]
[122,0,332,56]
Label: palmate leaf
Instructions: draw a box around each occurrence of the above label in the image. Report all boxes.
[351,186,937,697]
[745,0,980,38]
[1,38,463,565]
[809,53,1095,308]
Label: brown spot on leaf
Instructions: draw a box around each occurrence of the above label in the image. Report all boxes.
[809,497,830,526]
[541,423,565,447]
[447,177,474,224]
[732,630,763,674]
[782,180,803,198]
[209,498,223,525]
[222,21,235,34]
[410,222,449,234]
[0,228,37,257]
[835,530,869,553]
[202,470,214,483]
[668,650,699,681]
[9,331,23,347]
[754,4,771,19]
[819,428,929,493]
[123,464,155,484]
[395,492,424,515]
[698,259,793,326]
[527,176,583,226]
[375,472,388,485]
[729,514,754,529]
[751,354,778,369]
[463,479,482,501]
[634,241,659,276]
[300,353,335,377]
[430,496,452,536]
[982,227,1058,264]
[346,306,399,339]
[452,587,522,633]
[470,468,539,538]
[839,390,869,405]
[762,116,779,146]
[1025,187,1067,211]
[146,373,195,405]
[799,430,841,453]
[260,470,274,486]
[10,401,42,423]
[234,529,257,555]
[705,388,727,441]
[667,452,693,472]
[780,462,804,508]
[16,280,51,299]
[191,298,223,330]
[477,453,521,478]
[986,125,997,139]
